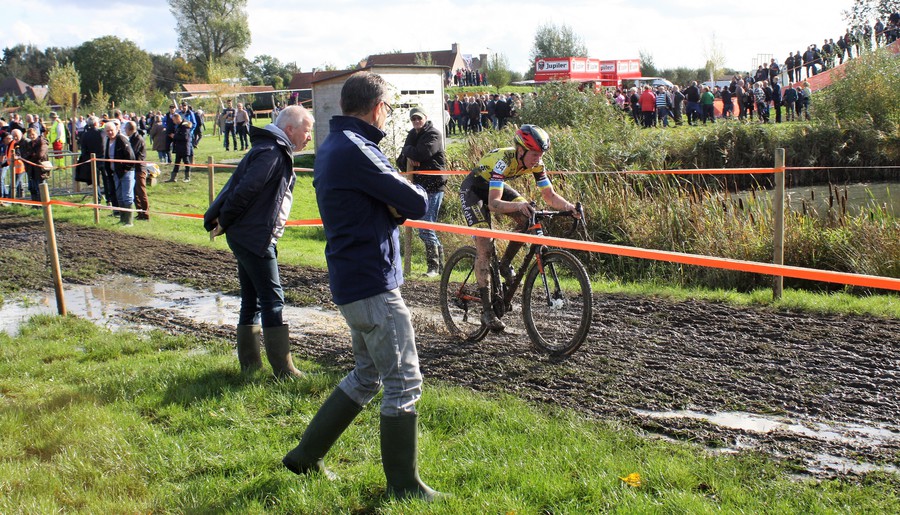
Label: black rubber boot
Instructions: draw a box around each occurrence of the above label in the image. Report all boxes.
[262,324,303,378]
[165,172,177,183]
[283,387,363,479]
[479,287,505,332]
[424,244,440,277]
[381,413,444,502]
[236,324,262,372]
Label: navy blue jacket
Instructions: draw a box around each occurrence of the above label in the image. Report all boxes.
[203,124,295,256]
[314,116,428,305]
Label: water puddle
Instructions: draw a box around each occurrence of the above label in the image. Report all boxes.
[0,274,347,337]
[634,408,900,474]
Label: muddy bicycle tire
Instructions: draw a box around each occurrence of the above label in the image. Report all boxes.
[522,250,593,356]
[439,246,490,342]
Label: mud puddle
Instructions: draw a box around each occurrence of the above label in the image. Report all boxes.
[0,274,347,337]
[634,408,900,475]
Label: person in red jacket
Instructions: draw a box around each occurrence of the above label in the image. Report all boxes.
[639,86,657,128]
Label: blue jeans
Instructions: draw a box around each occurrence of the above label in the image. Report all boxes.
[113,170,135,207]
[417,191,443,248]
[156,151,170,164]
[226,235,284,328]
[337,289,423,416]
[13,173,26,198]
[0,166,8,197]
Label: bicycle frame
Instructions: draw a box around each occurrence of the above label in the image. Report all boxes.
[494,206,582,310]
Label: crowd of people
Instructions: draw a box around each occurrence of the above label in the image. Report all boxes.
[0,97,268,225]
[624,77,812,128]
[447,67,486,88]
[444,92,523,135]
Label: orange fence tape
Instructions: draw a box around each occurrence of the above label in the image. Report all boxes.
[402,220,900,292]
[6,161,898,292]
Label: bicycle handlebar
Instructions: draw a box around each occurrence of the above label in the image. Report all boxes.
[529,202,586,239]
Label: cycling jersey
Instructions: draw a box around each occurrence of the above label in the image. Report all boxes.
[473,147,551,192]
[461,147,552,228]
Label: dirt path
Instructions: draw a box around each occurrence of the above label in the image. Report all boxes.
[2,211,898,477]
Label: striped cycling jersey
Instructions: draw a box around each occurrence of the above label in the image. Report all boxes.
[473,147,550,192]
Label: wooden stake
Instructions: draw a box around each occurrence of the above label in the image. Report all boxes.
[773,148,785,300]
[91,153,100,224]
[40,183,67,316]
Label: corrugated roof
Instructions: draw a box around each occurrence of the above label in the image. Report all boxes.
[362,50,457,68]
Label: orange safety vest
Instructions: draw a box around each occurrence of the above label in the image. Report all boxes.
[6,142,24,175]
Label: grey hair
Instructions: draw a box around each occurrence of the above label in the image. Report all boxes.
[274,105,312,131]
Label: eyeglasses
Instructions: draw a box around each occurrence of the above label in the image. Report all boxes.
[382,101,394,117]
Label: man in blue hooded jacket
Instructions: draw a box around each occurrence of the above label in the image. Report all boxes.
[282,71,443,502]
[203,105,314,378]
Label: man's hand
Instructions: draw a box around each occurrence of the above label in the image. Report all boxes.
[209,218,225,237]
[517,201,535,218]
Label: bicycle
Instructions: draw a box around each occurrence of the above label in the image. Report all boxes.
[439,203,593,357]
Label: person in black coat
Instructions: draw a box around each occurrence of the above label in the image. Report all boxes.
[166,114,194,182]
[102,121,136,224]
[125,121,150,221]
[75,117,104,185]
[396,107,447,277]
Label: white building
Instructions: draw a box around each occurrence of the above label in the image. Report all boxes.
[311,65,447,160]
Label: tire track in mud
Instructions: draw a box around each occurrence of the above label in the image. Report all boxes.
[2,211,899,476]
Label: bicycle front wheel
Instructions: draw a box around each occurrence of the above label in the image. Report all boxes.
[439,246,489,342]
[522,250,593,356]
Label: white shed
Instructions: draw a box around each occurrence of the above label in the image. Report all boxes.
[311,65,447,161]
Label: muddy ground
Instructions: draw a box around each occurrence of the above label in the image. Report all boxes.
[2,211,898,478]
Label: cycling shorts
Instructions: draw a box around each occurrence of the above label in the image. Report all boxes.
[459,172,526,228]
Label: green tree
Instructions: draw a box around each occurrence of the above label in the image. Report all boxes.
[639,50,658,77]
[151,52,198,92]
[47,62,81,116]
[414,52,435,66]
[169,0,251,67]
[73,36,152,106]
[527,22,588,77]
[483,53,512,92]
[843,0,899,26]
[0,44,73,85]
[817,48,900,131]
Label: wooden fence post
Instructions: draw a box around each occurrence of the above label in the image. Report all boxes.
[773,148,786,300]
[403,162,413,275]
[91,153,100,224]
[208,156,216,242]
[39,183,67,316]
[207,156,215,205]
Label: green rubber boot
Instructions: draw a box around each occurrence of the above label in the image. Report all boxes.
[236,324,262,372]
[381,413,444,502]
[283,387,363,479]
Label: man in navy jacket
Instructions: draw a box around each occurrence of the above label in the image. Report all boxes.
[204,105,314,378]
[283,71,443,502]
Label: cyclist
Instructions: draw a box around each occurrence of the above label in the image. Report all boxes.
[459,124,580,332]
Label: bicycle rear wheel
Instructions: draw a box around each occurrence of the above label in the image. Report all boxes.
[439,246,489,342]
[522,249,593,356]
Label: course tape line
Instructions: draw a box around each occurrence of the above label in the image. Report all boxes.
[402,220,900,293]
[6,197,898,293]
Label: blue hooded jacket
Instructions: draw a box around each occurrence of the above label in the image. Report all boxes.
[203,124,295,256]
[314,116,428,305]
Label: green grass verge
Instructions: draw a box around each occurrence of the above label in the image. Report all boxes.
[1,315,897,512]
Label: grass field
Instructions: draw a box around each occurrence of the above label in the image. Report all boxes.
[1,315,897,512]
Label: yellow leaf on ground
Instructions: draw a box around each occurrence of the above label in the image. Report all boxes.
[619,472,642,487]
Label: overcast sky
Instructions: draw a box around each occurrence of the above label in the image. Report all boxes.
[9,0,860,77]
